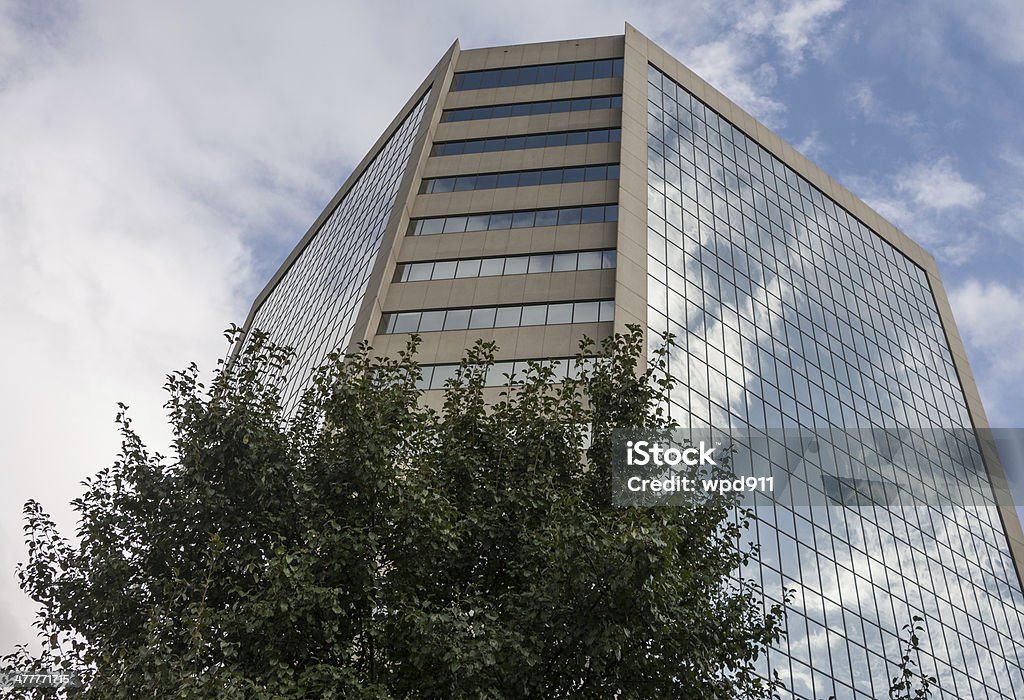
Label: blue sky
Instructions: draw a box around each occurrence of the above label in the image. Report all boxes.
[1,0,1022,650]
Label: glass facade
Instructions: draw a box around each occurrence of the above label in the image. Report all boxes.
[646,64,1024,699]
[440,95,622,123]
[249,92,430,408]
[451,58,623,91]
[431,128,621,157]
[420,163,619,194]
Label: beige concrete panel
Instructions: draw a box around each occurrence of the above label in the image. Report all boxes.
[420,282,453,309]
[551,227,583,251]
[470,275,503,303]
[539,324,573,353]
[548,270,578,299]
[369,329,444,365]
[534,186,570,209]
[572,269,616,298]
[514,149,552,171]
[433,109,621,142]
[615,241,645,273]
[569,321,614,349]
[494,186,540,210]
[522,275,554,302]
[497,274,528,303]
[617,26,655,352]
[613,281,646,331]
[399,233,442,261]
[446,280,483,307]
[455,36,623,72]
[579,225,619,251]
[434,234,465,258]
[443,78,622,110]
[403,323,599,360]
[595,36,626,57]
[504,326,548,357]
[587,180,620,202]
[421,143,620,178]
[586,140,622,163]
[435,330,477,359]
[382,281,405,310]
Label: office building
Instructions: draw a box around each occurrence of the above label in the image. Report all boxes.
[239,25,1024,699]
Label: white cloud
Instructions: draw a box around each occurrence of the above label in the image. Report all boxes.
[794,129,826,161]
[772,0,847,65]
[950,280,1024,427]
[896,156,984,210]
[644,0,847,127]
[681,36,785,125]
[736,0,847,72]
[843,159,984,266]
[994,150,1024,242]
[997,205,1024,242]
[953,0,1024,65]
[846,80,920,130]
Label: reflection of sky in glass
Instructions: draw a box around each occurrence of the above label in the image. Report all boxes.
[646,64,1024,699]
[251,92,430,409]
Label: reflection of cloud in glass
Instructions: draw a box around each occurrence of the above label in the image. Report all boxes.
[646,63,1024,697]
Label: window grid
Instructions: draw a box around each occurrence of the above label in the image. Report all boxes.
[441,95,622,123]
[408,204,618,236]
[431,128,622,157]
[421,164,620,194]
[250,92,430,410]
[451,58,624,91]
[645,63,1024,700]
[379,299,614,334]
[395,249,616,282]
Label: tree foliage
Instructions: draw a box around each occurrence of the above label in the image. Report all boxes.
[887,615,936,700]
[3,326,786,698]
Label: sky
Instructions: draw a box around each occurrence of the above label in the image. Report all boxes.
[1,0,1023,651]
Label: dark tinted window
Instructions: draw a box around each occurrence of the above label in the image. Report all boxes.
[452,58,623,91]
[431,128,621,156]
[441,95,621,122]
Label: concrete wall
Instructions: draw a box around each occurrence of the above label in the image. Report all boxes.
[361,35,626,370]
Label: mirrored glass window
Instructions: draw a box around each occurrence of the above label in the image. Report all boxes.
[452,58,623,91]
[249,91,430,409]
[441,95,623,123]
[646,63,1024,699]
[432,128,621,156]
[419,163,618,194]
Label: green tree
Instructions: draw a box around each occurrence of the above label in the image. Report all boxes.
[888,615,936,700]
[2,326,786,698]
